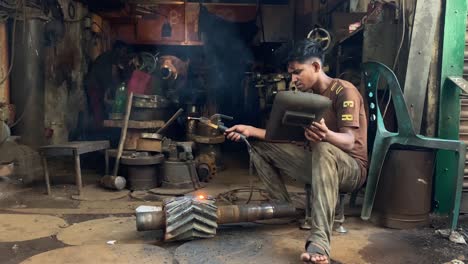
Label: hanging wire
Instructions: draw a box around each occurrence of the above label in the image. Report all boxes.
[382,0,406,118]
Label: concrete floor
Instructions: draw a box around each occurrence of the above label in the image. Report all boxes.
[0,155,467,264]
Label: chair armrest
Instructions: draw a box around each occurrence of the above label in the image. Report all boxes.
[448,77,468,94]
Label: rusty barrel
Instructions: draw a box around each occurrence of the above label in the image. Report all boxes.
[373,148,435,229]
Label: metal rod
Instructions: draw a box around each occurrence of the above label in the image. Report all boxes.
[156,108,184,135]
[136,202,298,231]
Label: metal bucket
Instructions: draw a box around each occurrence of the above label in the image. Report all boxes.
[372,148,435,229]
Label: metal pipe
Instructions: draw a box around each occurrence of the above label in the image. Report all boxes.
[0,22,9,104]
[136,210,165,231]
[217,203,298,224]
[156,108,184,134]
[136,202,298,231]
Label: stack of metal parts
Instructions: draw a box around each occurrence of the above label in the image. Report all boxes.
[161,140,203,190]
[130,94,173,121]
[135,195,298,242]
[121,152,164,191]
[188,114,227,180]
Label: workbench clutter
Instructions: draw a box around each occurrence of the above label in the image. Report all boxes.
[102,91,211,195]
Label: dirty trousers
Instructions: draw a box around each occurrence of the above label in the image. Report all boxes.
[250,142,361,257]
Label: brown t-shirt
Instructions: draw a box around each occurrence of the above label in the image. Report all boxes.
[321,79,368,186]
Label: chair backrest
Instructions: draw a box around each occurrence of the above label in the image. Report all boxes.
[362,61,417,140]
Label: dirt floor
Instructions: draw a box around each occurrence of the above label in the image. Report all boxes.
[0,154,467,264]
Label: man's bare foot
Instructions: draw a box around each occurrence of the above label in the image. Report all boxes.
[300,252,329,264]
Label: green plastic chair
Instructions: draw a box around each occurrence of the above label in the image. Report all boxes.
[360,61,466,231]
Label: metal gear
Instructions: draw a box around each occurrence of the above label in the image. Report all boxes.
[163,195,218,241]
[196,154,217,182]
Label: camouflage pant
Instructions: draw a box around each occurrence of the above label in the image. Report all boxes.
[250,141,361,256]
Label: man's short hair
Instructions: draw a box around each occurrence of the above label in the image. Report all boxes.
[287,39,324,64]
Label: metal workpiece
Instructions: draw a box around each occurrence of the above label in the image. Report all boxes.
[196,153,217,182]
[162,160,201,190]
[132,94,171,108]
[130,94,173,121]
[192,134,225,144]
[216,203,298,224]
[164,195,218,241]
[136,205,165,231]
[135,196,298,242]
[121,153,165,191]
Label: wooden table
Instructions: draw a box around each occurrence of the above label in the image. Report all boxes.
[39,141,110,195]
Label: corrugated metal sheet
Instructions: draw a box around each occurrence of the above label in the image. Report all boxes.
[460,15,468,212]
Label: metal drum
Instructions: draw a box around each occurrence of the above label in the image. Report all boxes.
[130,94,173,121]
[373,149,435,229]
[121,153,164,191]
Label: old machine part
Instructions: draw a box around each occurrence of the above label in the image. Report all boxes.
[188,114,250,148]
[307,27,332,51]
[137,52,159,74]
[195,154,217,182]
[136,108,184,152]
[121,152,165,191]
[190,113,253,178]
[135,195,298,242]
[161,140,203,190]
[99,175,126,190]
[130,94,173,121]
[251,73,290,112]
[162,160,202,190]
[158,56,189,103]
[265,91,331,142]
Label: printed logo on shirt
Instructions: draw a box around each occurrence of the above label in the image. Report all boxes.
[343,101,354,108]
[341,114,353,121]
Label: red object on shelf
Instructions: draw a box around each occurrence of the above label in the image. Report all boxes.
[127,70,152,95]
